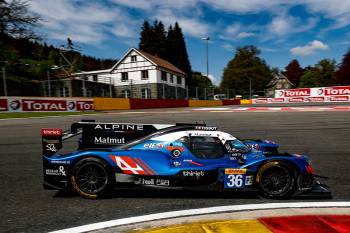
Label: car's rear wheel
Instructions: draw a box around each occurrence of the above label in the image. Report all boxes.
[257,161,296,198]
[71,158,112,199]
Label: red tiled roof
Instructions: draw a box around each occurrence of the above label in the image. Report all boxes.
[138,50,186,76]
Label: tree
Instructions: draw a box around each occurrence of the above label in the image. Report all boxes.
[299,59,336,87]
[220,45,272,94]
[191,71,213,88]
[165,22,192,84]
[283,59,304,87]
[0,0,41,39]
[335,48,350,85]
[138,20,166,57]
[139,21,192,85]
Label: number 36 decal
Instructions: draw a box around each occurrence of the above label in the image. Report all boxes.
[224,174,254,188]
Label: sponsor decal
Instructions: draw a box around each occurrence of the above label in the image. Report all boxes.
[0,99,8,111]
[281,88,311,97]
[287,97,305,102]
[140,178,170,186]
[182,170,205,177]
[323,86,350,96]
[94,136,125,144]
[245,175,254,185]
[307,97,325,102]
[110,156,146,175]
[194,126,217,131]
[166,146,185,152]
[328,96,349,102]
[143,143,164,149]
[45,166,66,176]
[50,160,70,164]
[41,128,62,136]
[225,168,247,175]
[94,124,144,131]
[183,159,203,166]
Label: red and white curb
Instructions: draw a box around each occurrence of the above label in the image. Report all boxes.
[193,106,350,112]
[49,202,350,233]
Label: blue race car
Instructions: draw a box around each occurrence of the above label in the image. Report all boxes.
[42,121,330,199]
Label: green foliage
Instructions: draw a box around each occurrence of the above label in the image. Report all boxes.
[220,45,272,93]
[139,20,192,84]
[299,59,336,87]
[191,71,213,88]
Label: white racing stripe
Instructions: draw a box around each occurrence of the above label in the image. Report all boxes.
[49,202,350,233]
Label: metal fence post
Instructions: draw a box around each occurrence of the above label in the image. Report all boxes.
[175,86,178,99]
[109,77,112,98]
[162,83,165,99]
[47,70,51,97]
[186,86,189,99]
[204,88,206,100]
[2,66,7,96]
[82,74,86,97]
[195,87,198,99]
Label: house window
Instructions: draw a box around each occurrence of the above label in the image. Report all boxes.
[121,89,131,98]
[141,88,150,99]
[131,55,137,62]
[92,74,97,82]
[170,75,174,83]
[161,71,167,81]
[141,70,149,80]
[121,72,128,82]
[177,76,182,85]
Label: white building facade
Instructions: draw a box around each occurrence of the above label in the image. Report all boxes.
[72,48,187,99]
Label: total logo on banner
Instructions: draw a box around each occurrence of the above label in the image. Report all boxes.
[320,86,350,96]
[6,97,93,112]
[278,88,311,97]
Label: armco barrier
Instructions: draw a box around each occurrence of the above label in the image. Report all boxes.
[93,98,130,110]
[130,99,188,109]
[189,100,222,107]
[240,99,253,105]
[222,99,241,105]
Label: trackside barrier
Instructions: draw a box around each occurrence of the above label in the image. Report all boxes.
[130,99,188,109]
[222,99,241,105]
[0,97,93,112]
[240,99,252,105]
[188,100,222,107]
[93,98,130,110]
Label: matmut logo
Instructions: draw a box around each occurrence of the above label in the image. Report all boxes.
[323,86,350,96]
[280,88,311,97]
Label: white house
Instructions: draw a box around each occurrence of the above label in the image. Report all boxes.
[71,48,187,99]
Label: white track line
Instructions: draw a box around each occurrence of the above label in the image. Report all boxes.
[49,202,350,233]
[0,113,100,121]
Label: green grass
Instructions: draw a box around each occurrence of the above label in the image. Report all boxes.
[0,111,100,119]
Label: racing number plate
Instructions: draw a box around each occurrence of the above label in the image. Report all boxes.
[224,169,247,188]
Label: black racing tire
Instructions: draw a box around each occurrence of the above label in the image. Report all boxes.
[70,157,112,199]
[256,161,297,199]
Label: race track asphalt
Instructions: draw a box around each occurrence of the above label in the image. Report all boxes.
[1,107,350,233]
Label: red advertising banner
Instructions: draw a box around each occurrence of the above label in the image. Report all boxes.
[270,98,285,103]
[277,88,311,97]
[328,96,349,102]
[322,86,350,96]
[4,97,94,112]
[0,99,8,111]
[307,97,325,102]
[287,97,305,102]
[252,98,269,104]
[22,99,67,111]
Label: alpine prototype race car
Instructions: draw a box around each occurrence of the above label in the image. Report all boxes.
[42,121,331,199]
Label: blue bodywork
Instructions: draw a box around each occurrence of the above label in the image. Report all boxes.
[43,137,313,193]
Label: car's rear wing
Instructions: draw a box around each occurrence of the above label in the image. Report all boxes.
[41,121,207,156]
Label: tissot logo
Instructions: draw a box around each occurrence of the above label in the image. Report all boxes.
[94,124,144,131]
[94,137,125,144]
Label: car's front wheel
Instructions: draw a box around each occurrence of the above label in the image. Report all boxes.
[71,158,112,199]
[256,161,296,198]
